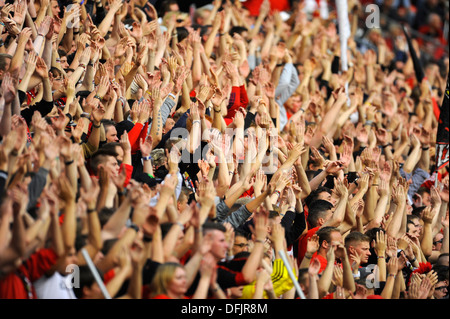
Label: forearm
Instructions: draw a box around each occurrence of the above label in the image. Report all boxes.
[386,203,405,239]
[402,145,421,174]
[420,222,433,257]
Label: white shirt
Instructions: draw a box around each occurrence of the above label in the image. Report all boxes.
[34,272,77,299]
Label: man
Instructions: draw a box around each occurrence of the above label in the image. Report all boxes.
[102,120,119,144]
[344,231,372,280]
[89,148,121,179]
[304,226,342,274]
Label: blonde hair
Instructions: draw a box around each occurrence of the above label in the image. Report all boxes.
[149,262,183,298]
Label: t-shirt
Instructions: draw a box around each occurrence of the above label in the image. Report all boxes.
[34,272,77,299]
[0,248,58,299]
[311,253,328,274]
[296,226,320,268]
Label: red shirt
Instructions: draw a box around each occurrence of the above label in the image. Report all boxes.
[311,252,328,274]
[0,248,58,299]
[242,0,291,16]
[296,226,320,267]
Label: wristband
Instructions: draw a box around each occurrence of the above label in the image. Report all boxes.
[94,94,102,100]
[254,239,265,244]
[377,256,385,259]
[388,274,396,278]
[128,223,139,232]
[87,208,96,214]
[92,122,101,128]
[304,254,313,259]
[168,92,176,100]
[80,112,90,118]
[409,257,417,263]
[176,222,185,231]
[213,108,221,113]
[192,120,201,125]
[422,146,430,151]
[65,160,74,166]
[142,155,152,161]
[65,113,73,122]
[273,190,281,198]
[143,235,153,243]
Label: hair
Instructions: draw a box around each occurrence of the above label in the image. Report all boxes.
[97,207,116,228]
[344,231,371,249]
[101,142,121,154]
[307,200,334,228]
[0,53,13,71]
[57,49,67,57]
[234,230,249,240]
[411,205,427,217]
[269,210,280,219]
[101,119,116,134]
[202,221,226,235]
[364,227,385,244]
[72,265,104,299]
[406,214,420,231]
[316,226,340,248]
[177,187,191,204]
[150,148,166,168]
[89,148,118,175]
[304,187,332,208]
[436,253,449,266]
[159,0,179,17]
[229,26,248,37]
[297,268,309,285]
[149,262,184,298]
[49,66,63,78]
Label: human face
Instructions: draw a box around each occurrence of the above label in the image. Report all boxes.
[51,0,61,17]
[164,118,175,134]
[433,233,444,251]
[167,267,187,298]
[115,146,124,163]
[60,56,69,70]
[433,281,448,299]
[209,230,229,261]
[0,57,11,80]
[408,218,422,238]
[101,156,120,178]
[106,126,119,143]
[232,236,249,255]
[350,241,371,264]
[52,75,64,91]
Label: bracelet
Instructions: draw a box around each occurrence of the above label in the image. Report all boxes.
[87,208,96,214]
[94,94,102,100]
[128,223,139,232]
[409,257,417,263]
[381,143,392,148]
[142,155,152,161]
[176,222,185,231]
[371,184,379,186]
[304,254,313,259]
[364,120,373,126]
[79,63,86,69]
[37,33,44,37]
[388,274,396,278]
[213,108,221,113]
[422,146,430,151]
[92,122,101,128]
[273,190,281,198]
[80,112,90,118]
[287,206,296,212]
[377,256,385,259]
[254,239,265,244]
[192,120,201,125]
[168,92,176,100]
[65,160,74,165]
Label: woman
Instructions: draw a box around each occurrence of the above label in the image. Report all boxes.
[149,257,217,299]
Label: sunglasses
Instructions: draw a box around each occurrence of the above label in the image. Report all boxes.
[234,243,249,248]
[434,286,447,291]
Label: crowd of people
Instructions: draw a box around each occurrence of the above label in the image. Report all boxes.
[0,0,448,301]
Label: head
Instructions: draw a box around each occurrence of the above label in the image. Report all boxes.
[102,120,119,143]
[306,200,334,228]
[72,265,104,299]
[436,253,449,267]
[90,149,120,178]
[406,215,422,238]
[415,187,431,206]
[297,269,310,295]
[163,118,176,134]
[51,0,61,17]
[149,262,187,299]
[203,222,229,261]
[101,142,124,164]
[316,226,342,254]
[58,49,70,70]
[344,231,372,264]
[50,67,65,91]
[232,231,249,256]
[433,265,449,299]
[433,232,444,251]
[176,187,191,212]
[305,187,333,208]
[0,53,12,80]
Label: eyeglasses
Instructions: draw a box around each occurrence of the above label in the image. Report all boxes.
[433,239,444,245]
[434,286,447,291]
[234,243,249,248]
[53,77,63,82]
[412,223,423,228]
